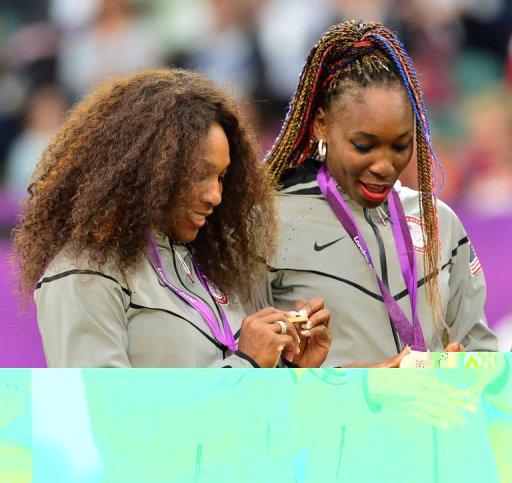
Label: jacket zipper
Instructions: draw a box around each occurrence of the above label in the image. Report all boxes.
[363,208,402,352]
[171,247,225,325]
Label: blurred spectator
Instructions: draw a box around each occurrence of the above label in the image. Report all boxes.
[5,84,67,192]
[55,0,164,100]
[256,0,334,108]
[456,86,512,214]
[175,0,263,100]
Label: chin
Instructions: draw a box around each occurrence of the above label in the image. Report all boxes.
[179,230,199,243]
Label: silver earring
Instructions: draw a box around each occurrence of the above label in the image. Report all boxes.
[318,139,327,159]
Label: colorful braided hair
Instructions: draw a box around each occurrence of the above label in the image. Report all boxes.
[265,20,448,338]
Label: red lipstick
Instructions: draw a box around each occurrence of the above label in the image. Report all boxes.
[359,182,391,203]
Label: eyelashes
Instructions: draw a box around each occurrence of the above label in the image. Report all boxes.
[352,141,372,153]
[351,141,411,153]
[393,143,411,152]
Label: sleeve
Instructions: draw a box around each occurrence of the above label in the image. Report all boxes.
[34,272,132,367]
[445,215,498,351]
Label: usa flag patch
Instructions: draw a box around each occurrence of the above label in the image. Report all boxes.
[469,242,482,277]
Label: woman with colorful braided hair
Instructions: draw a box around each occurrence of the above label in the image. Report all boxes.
[265,20,498,368]
[13,68,331,368]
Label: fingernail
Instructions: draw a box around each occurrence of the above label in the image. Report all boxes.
[287,310,298,317]
[278,345,284,351]
[300,330,310,336]
[298,309,308,317]
[296,347,300,354]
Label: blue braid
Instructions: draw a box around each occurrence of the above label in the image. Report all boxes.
[370,33,445,193]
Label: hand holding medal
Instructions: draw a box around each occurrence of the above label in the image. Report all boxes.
[285,297,332,368]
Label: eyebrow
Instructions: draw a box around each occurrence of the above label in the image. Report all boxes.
[354,130,413,140]
[202,160,231,173]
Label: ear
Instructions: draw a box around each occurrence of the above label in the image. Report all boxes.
[313,108,328,141]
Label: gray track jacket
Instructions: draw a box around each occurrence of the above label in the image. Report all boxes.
[35,232,263,367]
[270,159,498,367]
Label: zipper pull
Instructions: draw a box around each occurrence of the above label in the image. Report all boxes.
[173,246,195,284]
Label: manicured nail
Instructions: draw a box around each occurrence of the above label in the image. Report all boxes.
[296,347,300,354]
[298,309,308,317]
[287,310,298,317]
[300,330,310,337]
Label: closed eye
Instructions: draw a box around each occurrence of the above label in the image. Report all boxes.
[219,169,228,182]
[351,141,373,153]
[393,143,411,152]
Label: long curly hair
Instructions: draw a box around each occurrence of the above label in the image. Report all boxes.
[13,68,276,301]
[265,21,446,337]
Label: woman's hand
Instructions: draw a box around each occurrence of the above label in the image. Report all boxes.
[238,307,301,368]
[343,346,411,368]
[343,342,466,368]
[444,342,466,352]
[289,298,332,368]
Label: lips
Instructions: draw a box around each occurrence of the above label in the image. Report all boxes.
[188,210,211,229]
[359,181,391,203]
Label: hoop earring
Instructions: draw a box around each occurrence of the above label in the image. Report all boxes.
[318,139,327,160]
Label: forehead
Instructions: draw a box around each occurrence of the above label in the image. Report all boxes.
[329,85,414,134]
[196,123,230,173]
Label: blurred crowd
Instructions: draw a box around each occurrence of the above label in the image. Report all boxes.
[1,0,512,212]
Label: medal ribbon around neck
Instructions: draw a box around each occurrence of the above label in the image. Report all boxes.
[146,232,237,351]
[316,163,426,350]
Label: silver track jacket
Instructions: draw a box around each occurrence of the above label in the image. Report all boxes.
[270,159,498,367]
[35,231,263,367]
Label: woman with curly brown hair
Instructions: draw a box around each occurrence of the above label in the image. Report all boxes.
[13,68,331,368]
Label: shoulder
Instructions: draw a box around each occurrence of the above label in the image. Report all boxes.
[36,245,132,296]
[396,183,466,237]
[278,158,322,195]
[275,158,330,223]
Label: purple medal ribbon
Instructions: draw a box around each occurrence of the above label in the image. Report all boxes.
[146,232,237,352]
[317,164,426,351]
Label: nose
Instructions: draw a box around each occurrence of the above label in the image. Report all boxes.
[368,157,395,180]
[201,179,222,207]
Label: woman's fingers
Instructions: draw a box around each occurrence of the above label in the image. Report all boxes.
[302,308,330,329]
[270,319,301,347]
[275,334,296,362]
[292,297,324,318]
[251,306,285,319]
[293,299,308,312]
[444,342,465,352]
[300,324,330,340]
